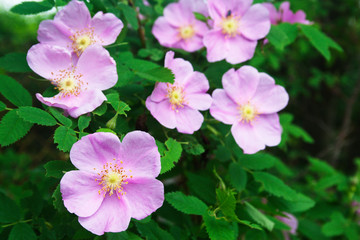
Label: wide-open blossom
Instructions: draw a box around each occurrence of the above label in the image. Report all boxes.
[60,131,164,235]
[210,66,289,154]
[263,2,311,25]
[27,44,117,118]
[203,0,270,64]
[276,212,298,240]
[38,0,123,57]
[146,51,212,134]
[152,0,209,52]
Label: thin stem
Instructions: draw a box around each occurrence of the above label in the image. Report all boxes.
[2,219,32,228]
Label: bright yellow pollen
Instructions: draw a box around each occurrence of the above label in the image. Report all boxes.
[50,68,85,98]
[221,16,239,37]
[69,28,103,56]
[179,25,195,39]
[76,35,91,52]
[167,84,185,111]
[240,103,258,123]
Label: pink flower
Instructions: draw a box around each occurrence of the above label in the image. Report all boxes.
[60,131,164,235]
[37,0,123,57]
[152,1,209,52]
[276,212,298,240]
[146,51,212,134]
[263,2,311,25]
[210,66,289,154]
[203,0,270,64]
[27,44,117,118]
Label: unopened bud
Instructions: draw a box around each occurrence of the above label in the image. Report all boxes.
[106,114,118,130]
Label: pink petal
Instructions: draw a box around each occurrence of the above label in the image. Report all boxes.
[152,17,182,47]
[253,114,282,147]
[207,0,252,22]
[78,195,131,235]
[231,121,265,154]
[250,73,289,114]
[123,178,164,220]
[37,20,72,48]
[179,0,209,17]
[225,35,258,64]
[54,0,91,30]
[276,213,298,235]
[210,89,238,125]
[203,30,228,63]
[184,72,210,94]
[69,132,121,172]
[76,45,117,90]
[27,44,72,79]
[186,93,212,111]
[175,106,204,134]
[222,66,260,105]
[165,51,194,84]
[291,10,310,25]
[91,12,124,45]
[163,3,193,27]
[119,131,161,179]
[262,3,280,25]
[60,170,104,217]
[240,4,271,40]
[145,98,177,129]
[150,82,168,102]
[178,34,204,52]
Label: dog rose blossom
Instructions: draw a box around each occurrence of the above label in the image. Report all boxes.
[27,44,117,118]
[210,66,289,154]
[276,212,298,240]
[203,0,270,64]
[263,2,311,25]
[152,0,209,52]
[146,51,212,134]
[60,131,164,235]
[38,0,123,56]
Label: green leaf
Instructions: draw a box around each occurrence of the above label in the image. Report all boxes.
[0,110,33,147]
[115,64,135,88]
[96,128,117,134]
[228,163,247,192]
[298,219,328,240]
[267,25,289,50]
[107,232,143,240]
[10,0,54,15]
[300,25,343,61]
[214,146,231,162]
[0,101,5,111]
[54,126,77,152]
[119,3,139,30]
[134,67,175,84]
[216,189,237,219]
[244,202,274,231]
[253,172,297,201]
[180,135,205,155]
[0,53,31,72]
[287,125,314,143]
[278,22,298,45]
[78,115,91,131]
[0,75,32,107]
[106,93,131,116]
[308,157,336,175]
[44,160,74,179]
[49,108,72,127]
[93,102,108,116]
[0,193,21,223]
[186,172,216,204]
[160,138,182,174]
[269,193,315,213]
[138,48,164,61]
[18,106,57,126]
[203,212,236,240]
[193,12,208,22]
[165,191,208,215]
[239,153,277,170]
[52,184,66,212]
[321,212,346,237]
[136,220,175,240]
[8,223,37,240]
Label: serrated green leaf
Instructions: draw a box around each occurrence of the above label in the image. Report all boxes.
[180,135,205,155]
[8,223,37,240]
[187,172,216,204]
[106,93,131,116]
[138,48,164,61]
[134,67,175,84]
[0,110,33,147]
[269,193,315,213]
[0,101,6,111]
[253,172,297,201]
[44,160,74,179]
[93,102,108,116]
[298,219,328,240]
[301,25,343,61]
[78,115,91,131]
[166,191,208,215]
[239,153,277,170]
[278,22,298,45]
[287,125,314,143]
[52,184,66,212]
[136,220,175,240]
[160,138,182,174]
[54,126,77,152]
[0,75,32,107]
[228,163,247,192]
[321,212,346,237]
[119,3,139,30]
[115,64,134,88]
[267,25,289,50]
[0,193,21,223]
[216,189,237,219]
[10,0,54,15]
[203,212,236,240]
[0,53,31,73]
[244,202,274,231]
[18,106,57,126]
[49,108,72,127]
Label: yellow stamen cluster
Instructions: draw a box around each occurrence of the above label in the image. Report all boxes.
[95,159,133,199]
[69,27,102,56]
[167,84,186,111]
[239,102,258,123]
[221,15,240,37]
[50,67,86,98]
[179,25,195,40]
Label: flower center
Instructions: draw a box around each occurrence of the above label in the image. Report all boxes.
[50,68,85,98]
[179,25,195,40]
[95,160,133,199]
[239,103,258,123]
[221,15,239,37]
[167,84,185,111]
[69,28,102,56]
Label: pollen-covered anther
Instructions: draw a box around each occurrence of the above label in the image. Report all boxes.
[239,102,258,123]
[179,25,195,40]
[167,84,186,111]
[50,68,85,98]
[221,14,240,37]
[69,27,103,56]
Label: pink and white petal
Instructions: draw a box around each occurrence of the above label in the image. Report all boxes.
[119,131,161,178]
[163,3,193,27]
[66,89,107,118]
[91,12,124,45]
[152,18,181,47]
[291,11,310,24]
[145,98,177,129]
[60,170,104,218]
[253,114,282,147]
[164,52,194,84]
[225,34,258,64]
[76,45,117,90]
[180,0,209,17]
[27,44,72,79]
[186,93,212,111]
[203,30,228,63]
[150,82,168,102]
[78,195,131,236]
[240,4,271,40]
[231,122,265,154]
[262,3,279,25]
[36,93,70,111]
[123,178,164,220]
[175,107,204,134]
[183,72,209,94]
[178,35,204,52]
[54,0,91,30]
[222,66,259,105]
[70,132,121,172]
[231,0,253,17]
[210,89,239,125]
[207,0,252,22]
[37,20,72,48]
